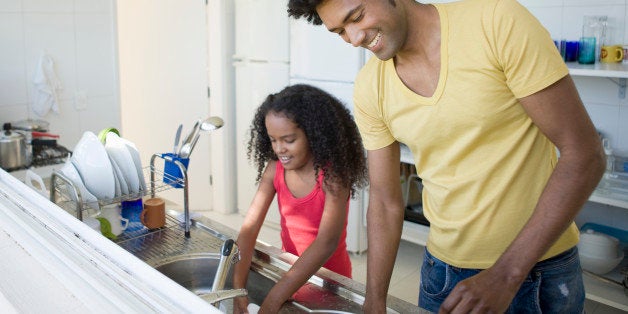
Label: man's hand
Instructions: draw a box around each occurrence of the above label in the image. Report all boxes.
[439,267,521,314]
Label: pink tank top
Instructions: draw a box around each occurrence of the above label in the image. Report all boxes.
[274,162,352,278]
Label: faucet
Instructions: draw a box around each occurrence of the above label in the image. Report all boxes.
[212,239,240,291]
[206,239,244,307]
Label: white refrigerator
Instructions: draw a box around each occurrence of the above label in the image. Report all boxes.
[290,19,368,253]
[234,0,290,225]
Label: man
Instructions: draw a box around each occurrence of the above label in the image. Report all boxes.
[287,0,605,313]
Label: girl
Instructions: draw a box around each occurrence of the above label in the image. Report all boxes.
[233,84,368,313]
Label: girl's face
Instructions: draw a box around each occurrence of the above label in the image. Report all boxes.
[265,112,313,171]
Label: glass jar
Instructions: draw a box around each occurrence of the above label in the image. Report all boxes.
[579,16,607,64]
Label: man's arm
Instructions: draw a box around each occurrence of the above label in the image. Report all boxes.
[440,75,606,313]
[363,141,406,314]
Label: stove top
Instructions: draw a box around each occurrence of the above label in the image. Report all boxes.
[31,143,70,167]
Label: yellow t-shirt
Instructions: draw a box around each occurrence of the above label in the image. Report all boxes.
[354,0,579,268]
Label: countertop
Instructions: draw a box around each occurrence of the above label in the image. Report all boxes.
[0,168,219,313]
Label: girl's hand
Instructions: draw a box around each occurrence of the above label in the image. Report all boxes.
[233,295,250,314]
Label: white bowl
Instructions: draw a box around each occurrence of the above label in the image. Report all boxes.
[578,229,620,259]
[71,131,115,200]
[580,250,624,275]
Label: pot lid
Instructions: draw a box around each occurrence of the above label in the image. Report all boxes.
[1,123,25,141]
[11,119,49,132]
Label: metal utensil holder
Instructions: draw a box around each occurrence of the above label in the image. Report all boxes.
[49,154,190,238]
[150,153,191,238]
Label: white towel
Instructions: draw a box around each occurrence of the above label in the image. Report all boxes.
[32,53,62,117]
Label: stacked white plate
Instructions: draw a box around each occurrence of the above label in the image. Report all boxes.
[71,132,115,200]
[70,131,144,201]
[105,132,141,196]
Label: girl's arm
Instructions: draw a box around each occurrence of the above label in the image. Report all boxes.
[260,182,351,313]
[233,162,277,312]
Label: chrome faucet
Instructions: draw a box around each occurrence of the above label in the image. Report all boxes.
[212,239,240,291]
[206,239,244,307]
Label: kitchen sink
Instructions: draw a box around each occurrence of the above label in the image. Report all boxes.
[152,253,275,304]
[151,252,364,313]
[114,210,418,313]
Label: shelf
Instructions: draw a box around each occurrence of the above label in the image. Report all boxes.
[567,62,628,78]
[589,192,628,209]
[590,175,628,209]
[583,269,628,311]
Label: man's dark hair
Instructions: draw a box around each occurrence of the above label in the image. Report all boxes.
[288,0,397,25]
[287,0,325,25]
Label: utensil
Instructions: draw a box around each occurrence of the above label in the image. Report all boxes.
[173,124,182,154]
[178,119,202,156]
[179,116,224,158]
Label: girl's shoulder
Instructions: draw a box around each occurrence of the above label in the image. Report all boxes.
[261,160,279,181]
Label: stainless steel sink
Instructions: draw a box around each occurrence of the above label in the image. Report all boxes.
[151,252,361,313]
[115,210,419,313]
[152,253,274,303]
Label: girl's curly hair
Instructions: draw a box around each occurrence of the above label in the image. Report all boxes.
[247,84,367,196]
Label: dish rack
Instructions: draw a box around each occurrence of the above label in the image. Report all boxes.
[49,154,190,236]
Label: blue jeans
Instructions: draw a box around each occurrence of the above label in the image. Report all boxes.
[419,247,585,313]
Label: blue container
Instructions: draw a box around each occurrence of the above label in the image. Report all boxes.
[564,41,579,62]
[162,153,189,188]
[578,37,596,64]
[121,198,144,232]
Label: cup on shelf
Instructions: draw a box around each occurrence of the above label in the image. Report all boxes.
[600,45,623,63]
[564,41,579,62]
[162,152,189,188]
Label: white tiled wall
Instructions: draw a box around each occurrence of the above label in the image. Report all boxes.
[519,0,628,156]
[0,0,119,148]
[523,0,628,245]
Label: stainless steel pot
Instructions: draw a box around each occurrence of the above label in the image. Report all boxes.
[0,123,28,170]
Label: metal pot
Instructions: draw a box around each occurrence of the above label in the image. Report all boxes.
[0,123,28,170]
